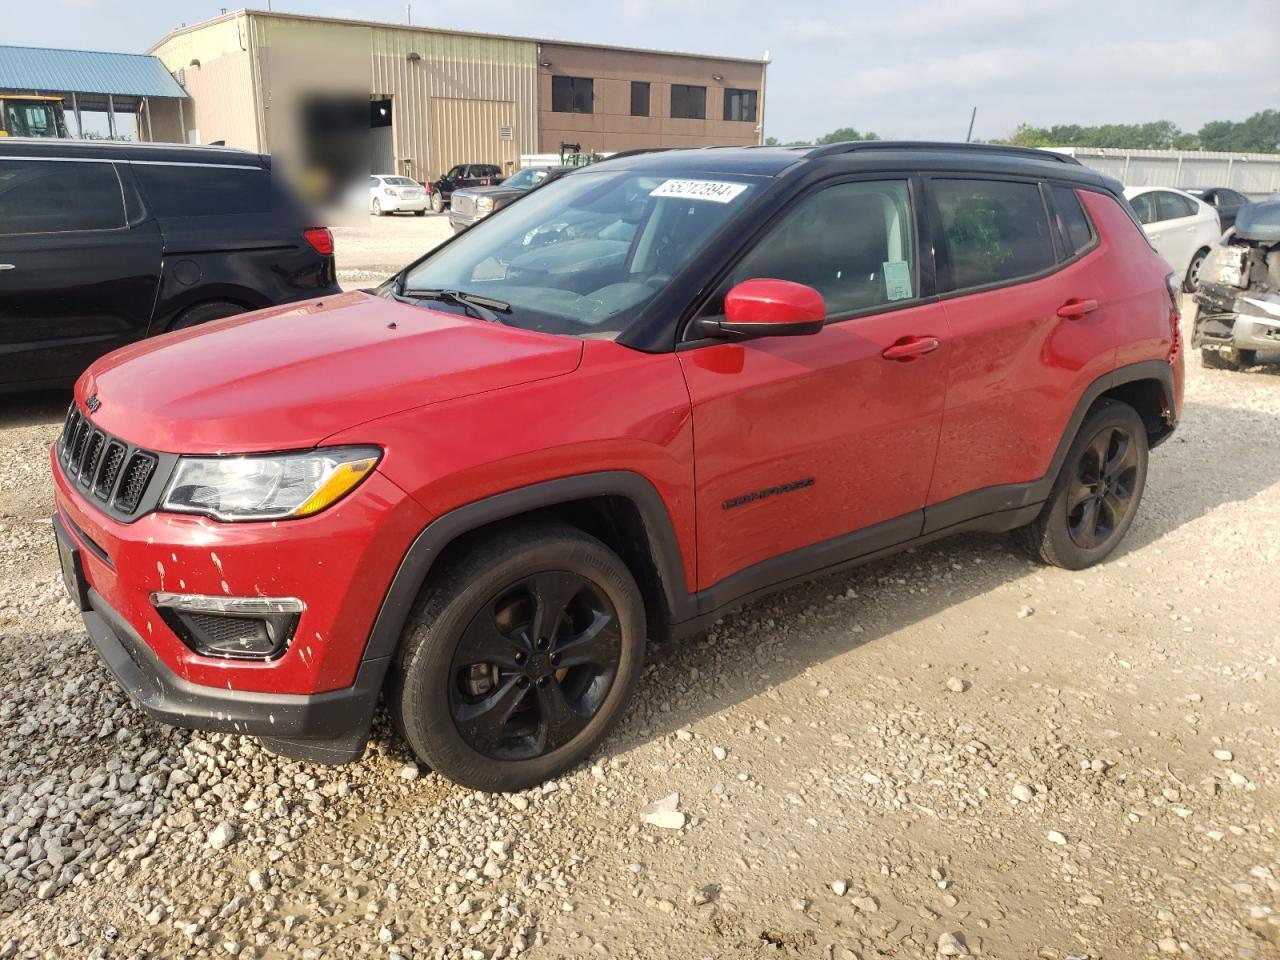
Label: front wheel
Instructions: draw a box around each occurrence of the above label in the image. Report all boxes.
[1017,399,1148,570]
[1183,248,1209,293]
[431,192,444,213]
[387,524,646,792]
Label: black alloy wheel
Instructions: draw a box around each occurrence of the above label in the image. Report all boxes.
[387,523,646,792]
[1017,399,1149,569]
[448,571,621,761]
[1065,424,1140,550]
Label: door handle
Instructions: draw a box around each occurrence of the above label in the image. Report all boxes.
[882,336,941,361]
[1057,298,1098,319]
[0,264,15,272]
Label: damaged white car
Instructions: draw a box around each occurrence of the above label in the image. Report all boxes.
[1193,196,1280,370]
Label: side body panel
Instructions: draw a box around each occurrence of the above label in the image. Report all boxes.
[322,341,700,594]
[929,214,1116,504]
[0,221,163,387]
[677,302,950,591]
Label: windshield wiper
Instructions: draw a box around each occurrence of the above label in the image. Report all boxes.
[397,287,511,323]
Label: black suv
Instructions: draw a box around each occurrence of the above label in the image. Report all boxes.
[0,139,338,392]
[429,163,504,212]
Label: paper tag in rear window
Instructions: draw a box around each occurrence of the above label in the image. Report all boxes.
[649,179,748,204]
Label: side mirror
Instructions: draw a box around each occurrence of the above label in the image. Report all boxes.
[699,278,825,340]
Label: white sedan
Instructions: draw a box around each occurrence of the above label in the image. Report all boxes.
[369,175,427,216]
[1124,186,1222,291]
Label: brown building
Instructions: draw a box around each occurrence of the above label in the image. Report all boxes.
[145,10,766,183]
[536,41,766,154]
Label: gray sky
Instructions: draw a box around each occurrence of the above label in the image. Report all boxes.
[28,0,1280,143]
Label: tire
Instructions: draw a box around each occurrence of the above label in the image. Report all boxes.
[431,192,445,214]
[168,300,245,332]
[1183,247,1209,293]
[1017,399,1149,570]
[1201,346,1256,370]
[386,523,647,792]
[372,198,383,216]
[413,209,426,217]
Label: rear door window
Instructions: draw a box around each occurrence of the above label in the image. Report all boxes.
[1049,185,1095,258]
[133,162,273,218]
[0,159,125,235]
[933,178,1055,291]
[1155,191,1197,221]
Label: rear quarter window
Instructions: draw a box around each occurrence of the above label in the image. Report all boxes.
[934,178,1055,291]
[0,159,125,235]
[132,162,275,218]
[1049,185,1096,257]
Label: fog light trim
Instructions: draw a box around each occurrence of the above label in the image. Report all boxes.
[151,592,304,661]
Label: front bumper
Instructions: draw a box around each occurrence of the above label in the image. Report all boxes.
[1193,285,1280,353]
[80,576,384,762]
[448,210,487,232]
[51,439,433,762]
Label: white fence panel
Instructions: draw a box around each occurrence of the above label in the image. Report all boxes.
[1045,147,1280,199]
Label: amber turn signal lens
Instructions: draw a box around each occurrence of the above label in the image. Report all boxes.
[294,457,378,517]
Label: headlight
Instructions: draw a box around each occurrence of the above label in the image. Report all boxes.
[476,196,494,211]
[161,446,380,521]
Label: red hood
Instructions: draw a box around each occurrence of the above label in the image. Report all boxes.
[78,292,583,453]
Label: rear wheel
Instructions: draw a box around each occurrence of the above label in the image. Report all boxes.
[1017,399,1148,570]
[431,192,445,214]
[387,524,646,792]
[1201,346,1256,370]
[372,198,384,216]
[414,209,426,217]
[168,300,245,332]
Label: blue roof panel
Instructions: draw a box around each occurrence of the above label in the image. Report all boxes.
[0,45,187,98]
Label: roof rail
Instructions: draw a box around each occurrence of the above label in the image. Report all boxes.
[807,140,1081,165]
[594,147,680,164]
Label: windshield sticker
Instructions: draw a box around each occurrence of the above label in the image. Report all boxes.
[649,179,749,204]
[883,261,912,301]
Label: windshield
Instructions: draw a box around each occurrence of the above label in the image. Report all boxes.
[3,100,66,138]
[400,169,759,340]
[502,167,549,191]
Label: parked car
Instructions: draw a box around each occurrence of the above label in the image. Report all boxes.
[448,165,574,232]
[1185,186,1249,232]
[0,138,338,392]
[430,163,504,212]
[369,174,427,216]
[1124,186,1222,292]
[53,142,1182,791]
[1192,195,1280,369]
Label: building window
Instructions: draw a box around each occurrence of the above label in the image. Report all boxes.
[723,88,758,123]
[670,84,706,120]
[551,76,593,114]
[631,81,650,118]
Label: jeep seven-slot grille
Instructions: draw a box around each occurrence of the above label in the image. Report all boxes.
[58,405,159,517]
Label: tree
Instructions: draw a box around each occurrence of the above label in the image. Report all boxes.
[1198,110,1280,153]
[815,127,880,144]
[995,110,1280,154]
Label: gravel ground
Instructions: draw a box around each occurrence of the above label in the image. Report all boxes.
[329,210,453,286]
[1,307,1278,959]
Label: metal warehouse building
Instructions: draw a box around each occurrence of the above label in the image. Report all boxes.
[146,9,767,184]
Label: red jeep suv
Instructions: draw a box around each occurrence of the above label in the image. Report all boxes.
[52,143,1184,791]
